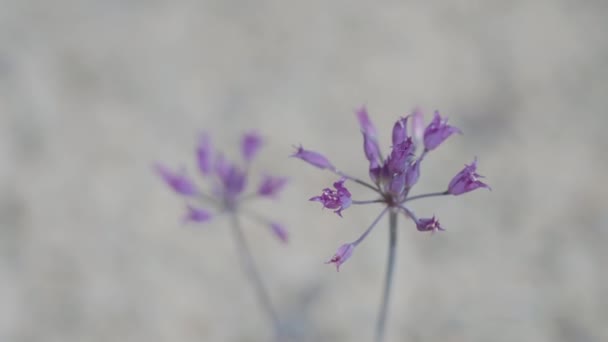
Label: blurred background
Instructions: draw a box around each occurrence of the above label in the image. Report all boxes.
[1,0,607,341]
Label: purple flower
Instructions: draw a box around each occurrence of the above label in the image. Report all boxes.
[242,131,263,162]
[326,243,355,272]
[294,105,488,265]
[258,175,288,198]
[423,111,462,151]
[197,132,214,175]
[155,163,198,196]
[448,158,491,195]
[184,205,212,223]
[291,145,334,170]
[310,178,352,217]
[270,222,288,243]
[156,132,288,242]
[416,216,444,233]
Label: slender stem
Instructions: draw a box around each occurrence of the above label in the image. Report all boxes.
[402,190,449,203]
[375,210,398,342]
[352,207,389,246]
[334,169,382,194]
[398,205,419,222]
[229,214,281,336]
[351,199,385,205]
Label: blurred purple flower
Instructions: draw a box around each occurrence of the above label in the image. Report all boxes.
[156,132,288,242]
[270,222,289,243]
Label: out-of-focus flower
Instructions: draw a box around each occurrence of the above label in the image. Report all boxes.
[156,132,288,240]
[270,222,289,243]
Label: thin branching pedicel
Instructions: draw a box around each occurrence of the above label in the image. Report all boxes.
[156,131,288,337]
[293,107,490,342]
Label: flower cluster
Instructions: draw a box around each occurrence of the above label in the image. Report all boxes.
[156,132,289,242]
[293,107,490,270]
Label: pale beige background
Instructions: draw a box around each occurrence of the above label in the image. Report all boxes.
[1,1,607,341]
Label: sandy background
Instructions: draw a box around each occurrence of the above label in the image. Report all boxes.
[1,0,607,341]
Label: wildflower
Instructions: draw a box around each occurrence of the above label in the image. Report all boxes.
[156,131,288,336]
[155,131,288,242]
[448,158,491,195]
[294,106,489,341]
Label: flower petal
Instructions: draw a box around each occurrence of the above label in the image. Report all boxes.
[241,131,263,162]
[155,163,198,196]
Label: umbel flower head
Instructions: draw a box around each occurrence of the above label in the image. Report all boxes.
[293,106,490,270]
[156,131,289,243]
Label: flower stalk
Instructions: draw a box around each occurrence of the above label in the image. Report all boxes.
[375,210,398,342]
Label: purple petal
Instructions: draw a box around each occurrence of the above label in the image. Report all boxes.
[447,158,491,195]
[423,111,462,151]
[392,116,409,146]
[183,205,212,223]
[241,131,263,162]
[325,243,355,272]
[257,175,288,198]
[355,105,378,138]
[154,163,198,196]
[404,160,421,188]
[416,216,444,233]
[411,108,424,146]
[197,132,214,175]
[291,145,334,170]
[270,222,289,243]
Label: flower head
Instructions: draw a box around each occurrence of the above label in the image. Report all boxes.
[294,106,489,272]
[423,111,462,151]
[448,158,491,195]
[156,132,288,241]
[326,243,355,271]
[310,178,352,217]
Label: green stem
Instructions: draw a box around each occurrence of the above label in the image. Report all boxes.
[375,210,398,342]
